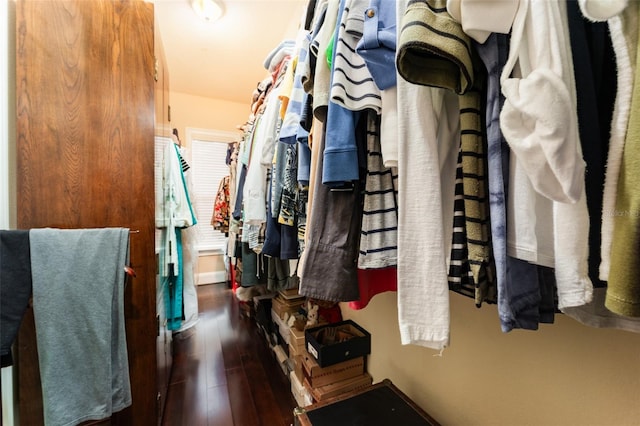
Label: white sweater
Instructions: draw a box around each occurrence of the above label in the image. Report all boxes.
[395,0,461,351]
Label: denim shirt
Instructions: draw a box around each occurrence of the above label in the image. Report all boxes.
[356,0,397,90]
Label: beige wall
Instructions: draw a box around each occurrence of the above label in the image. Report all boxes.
[168,91,249,146]
[174,90,640,425]
[341,291,640,425]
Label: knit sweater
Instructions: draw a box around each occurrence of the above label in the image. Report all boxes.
[561,0,640,331]
[607,28,640,317]
[597,2,638,281]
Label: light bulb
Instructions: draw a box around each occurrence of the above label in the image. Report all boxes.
[191,0,223,22]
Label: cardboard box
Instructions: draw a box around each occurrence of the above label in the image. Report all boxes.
[272,295,305,320]
[305,320,371,368]
[273,344,290,377]
[271,308,291,346]
[290,327,306,351]
[305,372,373,402]
[279,287,305,301]
[301,349,364,388]
[291,369,313,408]
[292,354,304,383]
[289,341,302,359]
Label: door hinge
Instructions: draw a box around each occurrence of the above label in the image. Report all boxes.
[154,56,159,82]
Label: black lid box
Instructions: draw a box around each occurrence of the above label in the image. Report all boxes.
[304,320,371,368]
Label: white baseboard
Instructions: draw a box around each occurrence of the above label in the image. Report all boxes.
[197,271,226,285]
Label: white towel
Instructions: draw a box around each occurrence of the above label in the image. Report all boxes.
[30,228,131,426]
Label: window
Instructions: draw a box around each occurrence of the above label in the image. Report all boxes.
[186,128,239,253]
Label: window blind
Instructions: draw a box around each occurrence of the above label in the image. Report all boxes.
[190,139,230,252]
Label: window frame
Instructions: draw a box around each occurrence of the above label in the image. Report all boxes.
[185,127,239,254]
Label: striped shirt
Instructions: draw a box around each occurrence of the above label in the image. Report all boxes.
[448,148,475,299]
[330,0,382,113]
[359,111,398,269]
[459,88,496,306]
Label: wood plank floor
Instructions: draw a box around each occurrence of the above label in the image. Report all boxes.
[161,283,297,426]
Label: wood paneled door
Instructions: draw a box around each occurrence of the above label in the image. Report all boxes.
[16,1,161,424]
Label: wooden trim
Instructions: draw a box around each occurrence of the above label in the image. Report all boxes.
[185,127,240,144]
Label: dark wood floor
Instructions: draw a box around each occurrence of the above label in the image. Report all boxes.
[161,283,297,426]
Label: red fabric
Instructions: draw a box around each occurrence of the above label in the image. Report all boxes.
[319,305,343,324]
[348,267,398,310]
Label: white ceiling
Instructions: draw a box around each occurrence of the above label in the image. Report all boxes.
[152,0,308,104]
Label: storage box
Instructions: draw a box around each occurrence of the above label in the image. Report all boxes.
[294,379,440,426]
[271,308,292,346]
[290,341,302,359]
[290,327,306,351]
[252,294,274,330]
[279,287,306,301]
[292,354,304,383]
[291,370,314,408]
[273,344,290,377]
[305,372,373,402]
[305,320,371,367]
[272,294,305,320]
[301,350,364,388]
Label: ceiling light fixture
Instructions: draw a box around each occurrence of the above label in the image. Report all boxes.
[191,0,224,23]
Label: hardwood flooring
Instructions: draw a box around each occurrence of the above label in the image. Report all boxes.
[161,283,297,426]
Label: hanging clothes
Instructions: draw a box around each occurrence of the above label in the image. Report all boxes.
[358,111,398,270]
[298,115,363,302]
[607,19,640,318]
[563,0,640,332]
[500,0,593,313]
[157,142,197,331]
[211,175,231,233]
[393,0,460,350]
[0,230,32,367]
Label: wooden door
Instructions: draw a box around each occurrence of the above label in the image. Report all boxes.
[16,1,157,424]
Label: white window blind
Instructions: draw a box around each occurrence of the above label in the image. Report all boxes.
[190,139,231,252]
[156,128,238,253]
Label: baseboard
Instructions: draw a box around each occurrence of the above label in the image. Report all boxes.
[197,271,226,285]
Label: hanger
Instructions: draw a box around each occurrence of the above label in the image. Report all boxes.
[172,128,182,147]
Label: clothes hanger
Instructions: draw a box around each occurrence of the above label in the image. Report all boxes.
[172,128,182,147]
